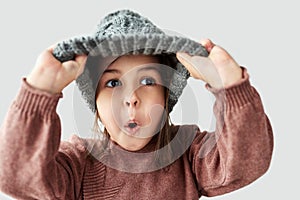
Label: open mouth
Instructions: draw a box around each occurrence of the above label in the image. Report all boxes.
[128,122,137,128]
[124,120,141,136]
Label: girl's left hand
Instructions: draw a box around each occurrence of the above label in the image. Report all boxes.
[176,39,243,89]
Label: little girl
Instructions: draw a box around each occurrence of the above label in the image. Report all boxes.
[0,9,273,200]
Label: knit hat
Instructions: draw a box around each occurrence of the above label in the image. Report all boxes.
[52,9,208,113]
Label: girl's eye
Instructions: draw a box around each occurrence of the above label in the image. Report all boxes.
[141,77,156,86]
[105,79,122,88]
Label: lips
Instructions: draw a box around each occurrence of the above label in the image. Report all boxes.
[124,120,141,136]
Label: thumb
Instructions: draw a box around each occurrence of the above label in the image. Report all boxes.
[61,55,87,80]
[176,52,205,80]
[176,52,223,88]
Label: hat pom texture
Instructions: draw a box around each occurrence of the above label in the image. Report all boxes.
[53,9,208,113]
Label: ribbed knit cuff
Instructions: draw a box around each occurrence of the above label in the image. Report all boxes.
[14,78,63,117]
[206,67,256,111]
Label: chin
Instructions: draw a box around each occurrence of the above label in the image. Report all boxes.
[120,138,151,152]
[121,142,146,152]
[110,130,152,152]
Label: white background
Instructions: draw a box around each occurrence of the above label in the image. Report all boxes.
[0,0,299,199]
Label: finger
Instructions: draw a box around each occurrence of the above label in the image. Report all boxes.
[75,55,87,66]
[61,55,87,80]
[74,55,87,78]
[208,45,240,69]
[62,60,82,80]
[46,42,60,53]
[38,43,63,65]
[199,38,215,53]
[176,52,223,88]
[176,52,204,80]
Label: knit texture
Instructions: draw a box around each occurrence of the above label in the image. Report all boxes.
[52,9,208,113]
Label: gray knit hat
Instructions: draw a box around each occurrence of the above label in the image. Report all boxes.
[53,9,208,113]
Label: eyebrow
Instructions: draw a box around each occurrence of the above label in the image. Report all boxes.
[137,65,160,73]
[102,69,121,74]
[103,65,159,74]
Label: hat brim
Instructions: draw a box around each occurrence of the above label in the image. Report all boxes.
[53,33,208,62]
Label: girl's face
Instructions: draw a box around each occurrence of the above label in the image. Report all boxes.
[96,55,166,151]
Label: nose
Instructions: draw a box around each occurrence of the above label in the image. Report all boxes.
[124,91,140,107]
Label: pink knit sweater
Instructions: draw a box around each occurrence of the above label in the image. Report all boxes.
[0,69,273,200]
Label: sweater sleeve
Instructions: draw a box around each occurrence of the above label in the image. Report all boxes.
[0,79,88,200]
[189,68,274,197]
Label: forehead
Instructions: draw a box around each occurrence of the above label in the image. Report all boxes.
[107,55,159,70]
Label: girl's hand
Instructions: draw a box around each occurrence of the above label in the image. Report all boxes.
[27,45,87,94]
[176,39,242,89]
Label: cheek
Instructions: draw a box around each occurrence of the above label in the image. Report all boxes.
[96,93,112,121]
[142,87,165,105]
[96,92,122,130]
[141,87,166,116]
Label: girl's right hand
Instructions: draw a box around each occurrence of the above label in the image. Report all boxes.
[27,45,87,94]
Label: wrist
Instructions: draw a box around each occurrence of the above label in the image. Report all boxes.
[219,66,243,89]
[27,67,65,94]
[27,74,62,94]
